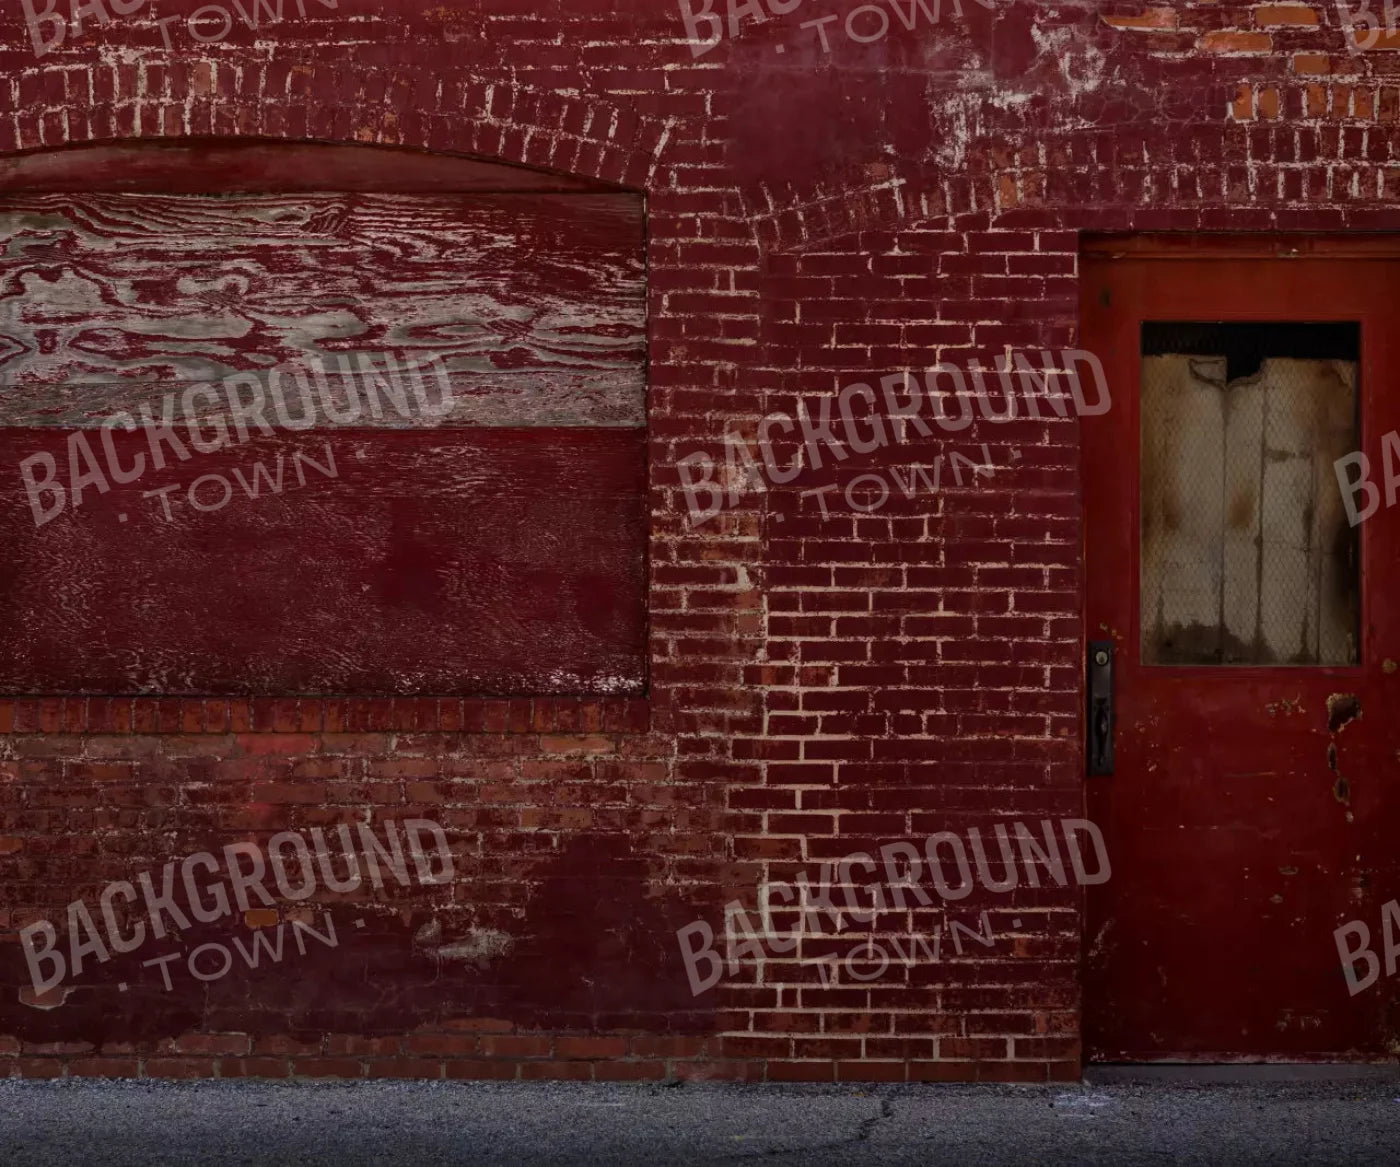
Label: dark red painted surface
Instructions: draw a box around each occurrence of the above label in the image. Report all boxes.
[0,833,712,1050]
[1082,245,1400,1058]
[0,140,615,194]
[0,427,647,695]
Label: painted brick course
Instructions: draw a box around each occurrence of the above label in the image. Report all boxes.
[0,0,1386,1081]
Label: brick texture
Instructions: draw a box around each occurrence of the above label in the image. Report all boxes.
[0,0,1381,1083]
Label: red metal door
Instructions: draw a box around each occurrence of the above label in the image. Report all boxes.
[1081,239,1400,1059]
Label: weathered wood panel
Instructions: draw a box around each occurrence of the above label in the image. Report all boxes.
[0,427,646,696]
[0,367,638,430]
[0,189,647,696]
[0,193,645,426]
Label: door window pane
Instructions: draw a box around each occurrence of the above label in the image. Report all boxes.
[1140,322,1359,666]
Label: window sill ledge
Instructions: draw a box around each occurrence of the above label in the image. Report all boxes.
[0,696,651,736]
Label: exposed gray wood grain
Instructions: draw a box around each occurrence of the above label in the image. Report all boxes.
[0,193,645,427]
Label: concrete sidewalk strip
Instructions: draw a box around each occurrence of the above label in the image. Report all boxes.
[1,1080,1398,1166]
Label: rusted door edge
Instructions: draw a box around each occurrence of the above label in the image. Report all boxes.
[1083,233,1400,260]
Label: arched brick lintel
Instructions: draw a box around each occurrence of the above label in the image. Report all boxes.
[1,64,676,193]
[0,138,630,194]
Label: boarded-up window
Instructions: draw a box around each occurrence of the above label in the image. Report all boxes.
[1140,322,1359,666]
[0,183,646,696]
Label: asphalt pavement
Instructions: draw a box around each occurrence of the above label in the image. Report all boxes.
[1,1075,1398,1165]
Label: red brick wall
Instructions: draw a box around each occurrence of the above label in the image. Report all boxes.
[0,0,1383,1082]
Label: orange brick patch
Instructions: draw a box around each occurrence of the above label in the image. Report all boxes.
[1102,8,1179,30]
[1255,5,1320,27]
[1200,30,1274,54]
[1232,84,1254,121]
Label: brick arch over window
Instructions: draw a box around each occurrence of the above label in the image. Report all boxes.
[0,138,631,194]
[0,70,676,193]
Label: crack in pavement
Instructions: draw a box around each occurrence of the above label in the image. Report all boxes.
[856,1098,896,1141]
[721,1092,896,1162]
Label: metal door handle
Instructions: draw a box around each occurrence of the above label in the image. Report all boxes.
[1087,641,1114,775]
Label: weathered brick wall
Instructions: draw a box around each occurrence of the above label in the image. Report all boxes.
[0,0,1386,1082]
